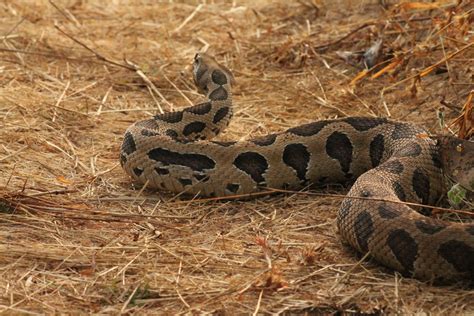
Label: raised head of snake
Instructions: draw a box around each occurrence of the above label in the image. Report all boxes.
[121,53,474,285]
[192,53,235,96]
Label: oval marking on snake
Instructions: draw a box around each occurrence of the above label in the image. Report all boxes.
[396,142,422,158]
[211,140,236,147]
[122,132,137,155]
[165,129,178,138]
[185,102,212,115]
[209,86,228,101]
[288,121,330,136]
[133,167,143,177]
[282,143,310,182]
[354,210,374,252]
[392,181,406,201]
[412,167,430,204]
[378,205,399,219]
[415,220,446,235]
[251,134,277,146]
[183,122,206,136]
[431,150,443,169]
[438,240,474,275]
[148,148,216,172]
[211,69,228,85]
[226,183,240,194]
[344,117,388,131]
[325,131,353,174]
[233,152,268,184]
[379,159,404,174]
[155,167,169,175]
[213,106,230,124]
[370,134,385,167]
[387,229,418,274]
[179,178,193,187]
[155,111,184,123]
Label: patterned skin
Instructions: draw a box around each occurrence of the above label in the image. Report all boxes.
[121,53,474,284]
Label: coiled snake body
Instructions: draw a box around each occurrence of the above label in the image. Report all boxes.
[121,53,474,283]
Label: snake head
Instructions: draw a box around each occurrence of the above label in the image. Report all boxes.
[193,53,235,95]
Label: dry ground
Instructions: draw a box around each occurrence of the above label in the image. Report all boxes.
[1,0,473,314]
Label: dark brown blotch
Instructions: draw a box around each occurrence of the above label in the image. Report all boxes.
[387,229,418,274]
[283,143,310,182]
[211,140,236,147]
[431,150,443,169]
[179,178,192,187]
[155,111,184,123]
[122,132,137,155]
[133,167,143,177]
[226,183,240,194]
[211,69,228,85]
[396,142,422,158]
[165,129,178,138]
[412,167,430,204]
[185,102,212,115]
[369,134,385,167]
[325,131,353,174]
[251,134,277,146]
[288,121,330,137]
[155,167,169,175]
[213,106,230,124]
[392,181,406,201]
[354,210,374,252]
[344,117,387,131]
[415,220,446,235]
[438,240,474,275]
[378,205,400,219]
[148,148,215,171]
[209,86,228,101]
[233,152,268,184]
[379,159,404,174]
[183,121,206,136]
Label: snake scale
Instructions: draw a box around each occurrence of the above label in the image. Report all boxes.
[121,53,474,284]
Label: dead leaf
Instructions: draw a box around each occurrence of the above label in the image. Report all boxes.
[350,69,370,86]
[371,56,404,79]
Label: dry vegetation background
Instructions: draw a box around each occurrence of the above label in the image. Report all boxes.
[1,0,473,314]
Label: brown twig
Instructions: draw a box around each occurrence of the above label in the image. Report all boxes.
[314,22,376,51]
[53,24,135,71]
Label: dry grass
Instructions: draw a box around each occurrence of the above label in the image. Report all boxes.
[1,0,473,314]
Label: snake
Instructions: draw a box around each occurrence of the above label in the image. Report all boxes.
[121,53,474,284]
